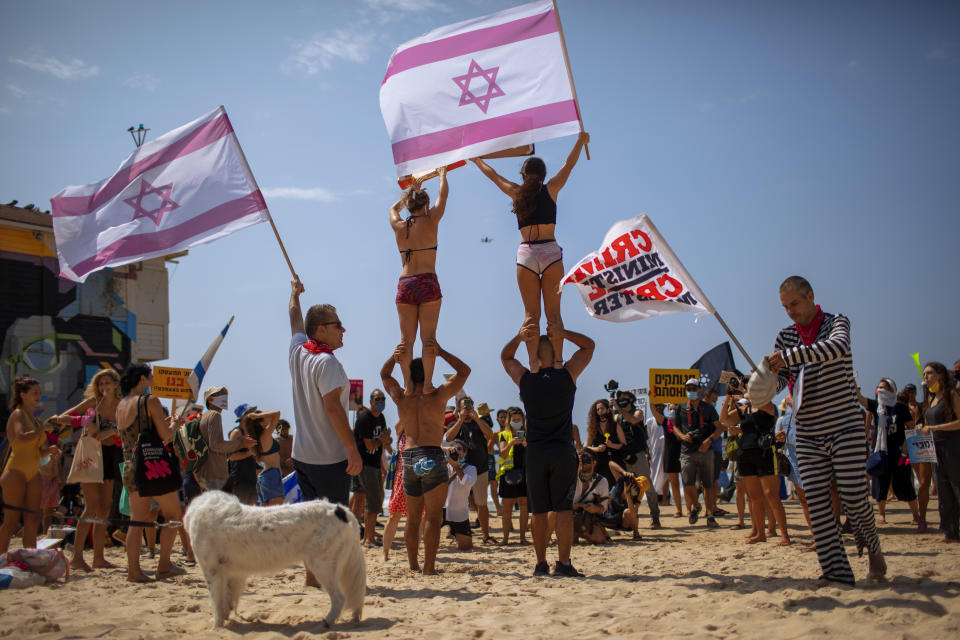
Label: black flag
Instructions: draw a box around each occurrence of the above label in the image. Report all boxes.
[691,342,742,395]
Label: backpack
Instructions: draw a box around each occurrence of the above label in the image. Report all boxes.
[173,417,209,474]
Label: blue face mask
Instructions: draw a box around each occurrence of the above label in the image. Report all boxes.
[373,400,385,413]
[686,391,699,400]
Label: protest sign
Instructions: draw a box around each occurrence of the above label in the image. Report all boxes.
[349,379,364,411]
[152,366,193,400]
[649,368,699,404]
[906,429,936,464]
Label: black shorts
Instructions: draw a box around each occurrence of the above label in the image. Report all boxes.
[663,440,682,474]
[442,510,472,537]
[498,473,528,499]
[524,443,577,514]
[293,458,350,505]
[230,456,259,504]
[401,446,447,498]
[871,457,917,502]
[738,448,775,478]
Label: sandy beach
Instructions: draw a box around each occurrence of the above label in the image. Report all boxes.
[2,497,958,640]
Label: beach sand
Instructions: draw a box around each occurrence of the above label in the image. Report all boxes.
[2,497,958,639]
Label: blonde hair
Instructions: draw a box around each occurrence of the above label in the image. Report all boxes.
[83,368,122,402]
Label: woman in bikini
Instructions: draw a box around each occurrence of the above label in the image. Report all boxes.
[390,167,449,395]
[0,376,61,553]
[51,368,123,571]
[472,132,590,371]
[239,409,283,506]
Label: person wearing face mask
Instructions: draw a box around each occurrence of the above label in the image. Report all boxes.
[919,362,960,542]
[613,390,661,529]
[354,389,390,547]
[196,386,256,493]
[572,450,610,544]
[497,406,530,546]
[671,379,722,530]
[585,398,623,486]
[858,378,920,527]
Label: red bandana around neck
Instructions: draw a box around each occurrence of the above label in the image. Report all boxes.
[302,339,334,355]
[796,305,824,346]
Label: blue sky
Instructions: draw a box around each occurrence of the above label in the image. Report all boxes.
[2,1,958,434]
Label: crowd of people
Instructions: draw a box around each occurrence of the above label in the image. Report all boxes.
[1,133,958,589]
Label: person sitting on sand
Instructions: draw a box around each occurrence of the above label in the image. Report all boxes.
[389,167,449,396]
[381,341,469,575]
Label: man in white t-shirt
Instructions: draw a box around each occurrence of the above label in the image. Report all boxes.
[288,276,362,507]
[442,441,476,551]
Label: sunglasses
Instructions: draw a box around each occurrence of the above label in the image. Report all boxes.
[321,321,344,330]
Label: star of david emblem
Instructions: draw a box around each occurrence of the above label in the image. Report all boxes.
[452,59,505,114]
[124,178,179,225]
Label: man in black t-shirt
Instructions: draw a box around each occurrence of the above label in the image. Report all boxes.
[354,389,389,547]
[672,378,722,529]
[502,323,594,578]
[444,396,496,542]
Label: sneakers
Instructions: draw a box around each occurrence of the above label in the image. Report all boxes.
[553,561,583,577]
[706,516,719,530]
[533,561,551,576]
[651,516,662,530]
[688,505,700,525]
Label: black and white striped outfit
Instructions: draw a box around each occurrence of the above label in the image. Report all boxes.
[774,312,880,584]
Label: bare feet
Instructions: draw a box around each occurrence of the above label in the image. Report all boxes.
[92,558,116,569]
[878,518,888,525]
[423,383,436,394]
[867,553,887,581]
[70,557,93,572]
[126,571,151,583]
[745,534,766,544]
[777,538,793,547]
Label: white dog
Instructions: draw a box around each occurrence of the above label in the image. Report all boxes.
[184,490,365,628]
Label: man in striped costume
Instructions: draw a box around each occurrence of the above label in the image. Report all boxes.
[765,276,886,585]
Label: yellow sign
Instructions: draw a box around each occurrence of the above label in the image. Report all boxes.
[649,368,700,404]
[152,366,193,400]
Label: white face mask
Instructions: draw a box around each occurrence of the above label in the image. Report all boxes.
[510,420,523,428]
[210,395,229,411]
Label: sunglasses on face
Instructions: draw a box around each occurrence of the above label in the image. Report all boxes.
[321,321,344,330]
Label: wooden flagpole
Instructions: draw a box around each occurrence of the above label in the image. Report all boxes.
[223,106,298,278]
[552,0,590,160]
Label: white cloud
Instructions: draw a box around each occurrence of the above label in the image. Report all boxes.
[261,187,337,202]
[123,72,159,92]
[284,29,376,75]
[7,84,27,99]
[361,0,442,11]
[10,54,100,79]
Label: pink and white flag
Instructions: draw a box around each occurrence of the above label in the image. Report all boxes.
[380,0,582,177]
[50,106,268,282]
[561,215,716,322]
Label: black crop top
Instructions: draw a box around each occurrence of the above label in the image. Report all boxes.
[517,187,557,229]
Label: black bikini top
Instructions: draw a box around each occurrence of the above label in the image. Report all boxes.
[517,187,557,229]
[400,213,437,263]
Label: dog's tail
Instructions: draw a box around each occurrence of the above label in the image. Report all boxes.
[334,505,366,620]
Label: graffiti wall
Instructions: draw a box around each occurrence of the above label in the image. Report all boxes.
[0,209,169,424]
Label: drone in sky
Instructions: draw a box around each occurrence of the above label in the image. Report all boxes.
[480,237,493,244]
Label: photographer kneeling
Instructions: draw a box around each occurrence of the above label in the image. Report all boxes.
[613,390,661,529]
[601,461,650,540]
[572,451,609,544]
[442,440,477,551]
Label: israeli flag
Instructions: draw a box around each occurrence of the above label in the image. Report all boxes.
[283,472,301,503]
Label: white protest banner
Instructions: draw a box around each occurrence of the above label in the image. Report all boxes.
[380,0,583,177]
[561,215,715,322]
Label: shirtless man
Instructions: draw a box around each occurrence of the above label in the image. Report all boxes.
[381,340,469,575]
[390,167,449,395]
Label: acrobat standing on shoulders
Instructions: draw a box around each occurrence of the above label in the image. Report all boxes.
[390,167,449,394]
[471,132,589,372]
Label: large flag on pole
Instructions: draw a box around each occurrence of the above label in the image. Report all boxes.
[50,106,268,282]
[380,0,583,177]
[561,215,716,322]
[187,316,234,402]
[691,342,742,395]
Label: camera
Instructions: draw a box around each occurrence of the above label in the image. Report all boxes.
[604,379,619,398]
